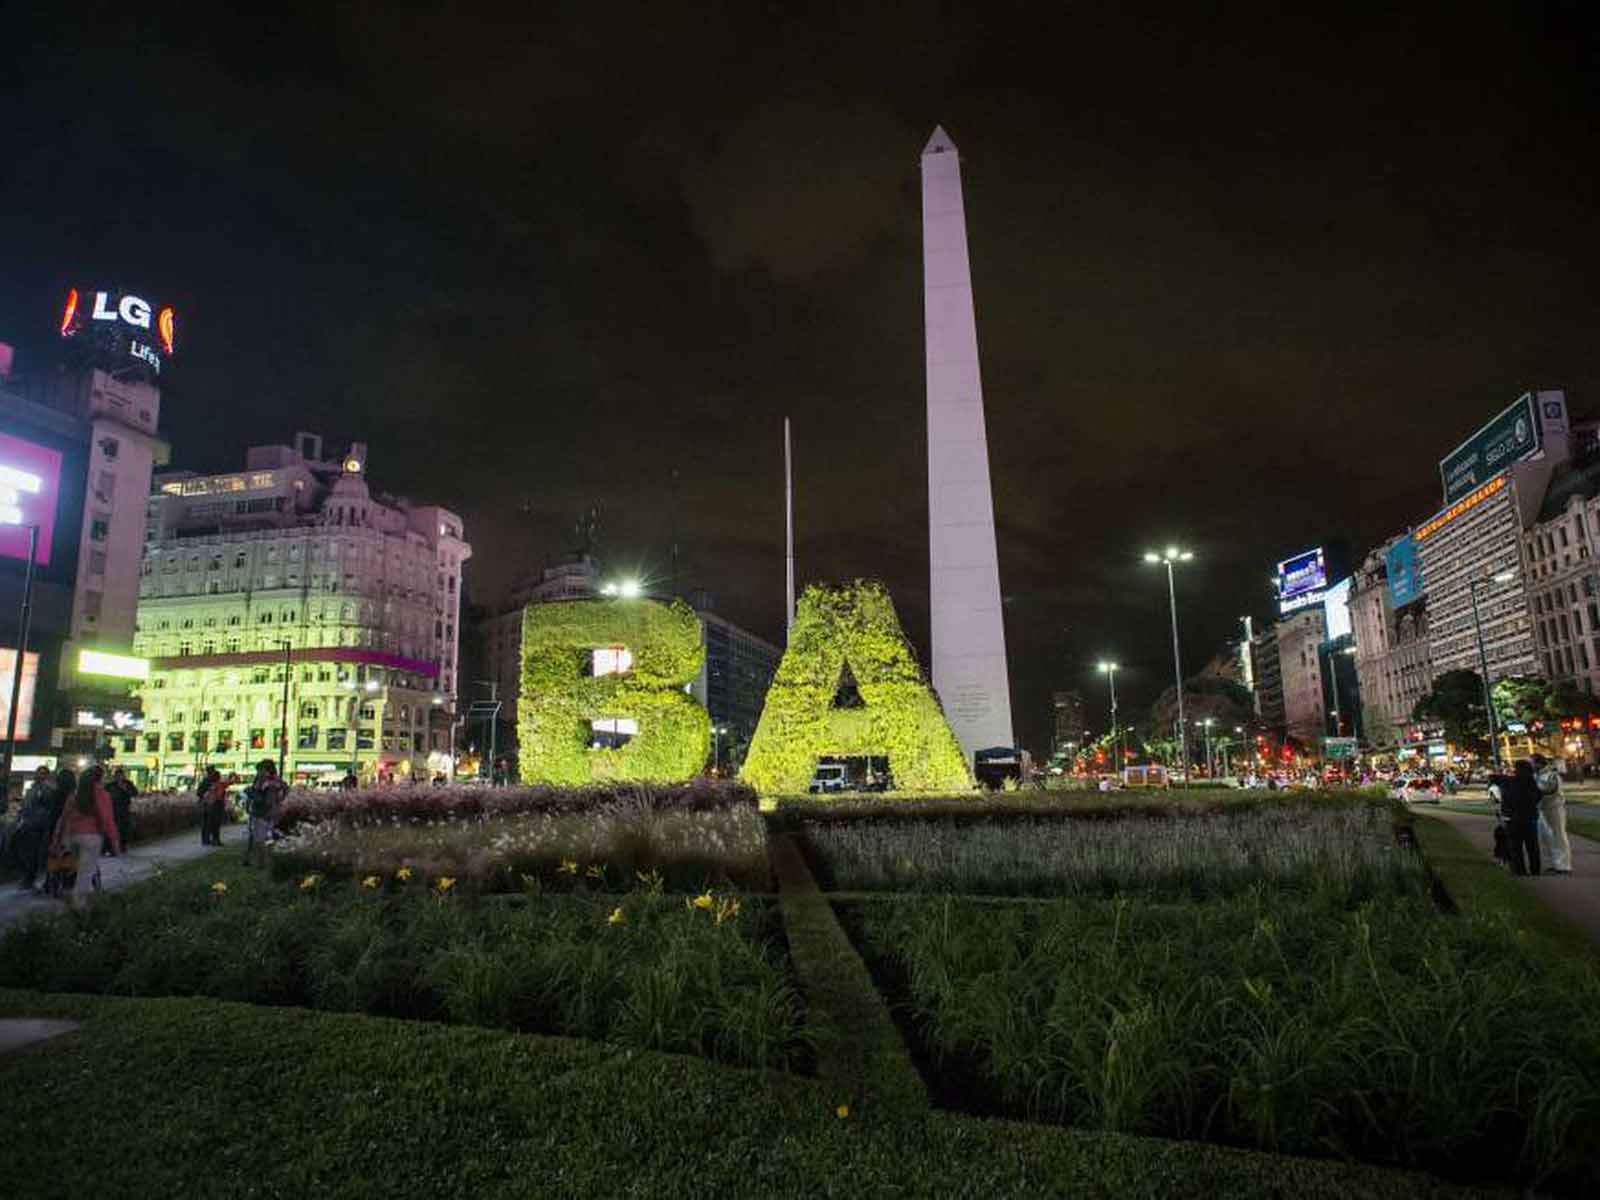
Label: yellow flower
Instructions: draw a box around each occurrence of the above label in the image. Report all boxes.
[557,860,578,876]
[607,906,626,926]
[435,876,456,893]
[835,1104,849,1119]
[361,875,381,889]
[585,863,606,879]
[299,873,321,890]
[714,897,742,926]
[396,866,414,882]
[692,891,715,910]
[210,881,228,895]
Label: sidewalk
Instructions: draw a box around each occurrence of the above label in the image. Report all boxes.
[1424,805,1600,946]
[0,828,220,929]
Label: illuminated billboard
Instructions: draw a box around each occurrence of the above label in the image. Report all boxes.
[0,431,62,567]
[1277,547,1328,615]
[1439,393,1543,504]
[0,648,41,740]
[1386,534,1423,608]
[59,288,177,375]
[1323,577,1353,642]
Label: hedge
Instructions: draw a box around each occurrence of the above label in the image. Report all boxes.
[518,596,710,783]
[742,581,971,794]
[0,990,1478,1198]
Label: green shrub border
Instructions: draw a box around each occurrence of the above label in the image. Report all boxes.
[769,832,927,1113]
[0,990,1475,1199]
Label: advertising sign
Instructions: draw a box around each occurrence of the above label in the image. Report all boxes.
[59,288,177,375]
[1439,393,1540,504]
[1324,737,1359,760]
[1277,547,1328,615]
[0,431,62,566]
[1323,578,1353,642]
[0,648,40,740]
[1386,534,1423,608]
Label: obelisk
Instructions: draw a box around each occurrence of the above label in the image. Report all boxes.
[922,125,1014,761]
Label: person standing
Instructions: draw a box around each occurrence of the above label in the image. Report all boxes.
[242,759,286,867]
[199,767,226,846]
[51,765,119,910]
[104,767,137,855]
[1502,759,1543,877]
[1532,754,1573,875]
[11,766,56,892]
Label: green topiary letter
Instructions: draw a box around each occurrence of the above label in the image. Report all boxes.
[741,580,973,794]
[518,597,710,783]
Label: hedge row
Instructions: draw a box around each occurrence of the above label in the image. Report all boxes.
[0,990,1475,1198]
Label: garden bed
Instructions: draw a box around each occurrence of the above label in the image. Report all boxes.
[840,889,1600,1195]
[271,801,770,892]
[799,796,1417,899]
[0,856,804,1071]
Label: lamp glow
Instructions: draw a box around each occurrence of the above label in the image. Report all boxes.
[77,649,149,681]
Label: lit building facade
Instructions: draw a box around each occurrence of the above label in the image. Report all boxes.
[1,348,169,779]
[130,434,469,787]
[1348,539,1434,749]
[1524,460,1600,688]
[688,603,781,761]
[1277,607,1327,745]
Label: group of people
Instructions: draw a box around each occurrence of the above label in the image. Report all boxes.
[197,759,287,867]
[1491,754,1573,877]
[4,764,127,908]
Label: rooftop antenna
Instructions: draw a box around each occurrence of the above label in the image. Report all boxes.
[785,417,795,637]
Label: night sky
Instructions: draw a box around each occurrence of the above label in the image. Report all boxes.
[4,3,1598,752]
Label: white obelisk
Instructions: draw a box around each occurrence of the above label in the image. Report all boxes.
[922,125,1014,761]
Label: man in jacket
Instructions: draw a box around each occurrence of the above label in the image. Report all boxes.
[104,767,137,855]
[1503,759,1544,877]
[1532,754,1573,874]
[11,766,55,892]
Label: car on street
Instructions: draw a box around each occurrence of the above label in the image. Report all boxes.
[1390,776,1440,804]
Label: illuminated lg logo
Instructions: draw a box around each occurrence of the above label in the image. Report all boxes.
[60,288,177,357]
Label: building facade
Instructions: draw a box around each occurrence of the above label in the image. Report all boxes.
[1251,624,1285,730]
[1524,462,1600,690]
[1,350,168,780]
[130,435,469,787]
[1348,539,1434,748]
[1277,607,1327,745]
[689,602,781,770]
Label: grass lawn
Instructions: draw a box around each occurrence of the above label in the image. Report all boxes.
[0,988,1482,1199]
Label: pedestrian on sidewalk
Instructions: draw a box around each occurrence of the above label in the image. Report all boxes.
[50,765,120,911]
[105,767,137,854]
[199,767,227,846]
[10,766,56,892]
[242,759,285,867]
[1502,759,1543,877]
[1532,754,1573,874]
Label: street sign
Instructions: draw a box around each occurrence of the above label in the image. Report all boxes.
[1324,736,1359,760]
[1439,393,1539,504]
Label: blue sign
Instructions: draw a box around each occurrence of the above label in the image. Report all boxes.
[1386,534,1423,608]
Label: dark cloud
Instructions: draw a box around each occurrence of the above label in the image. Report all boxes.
[2,1,1598,750]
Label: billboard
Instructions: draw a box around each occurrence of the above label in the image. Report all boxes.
[1323,577,1353,642]
[59,288,177,376]
[1386,534,1423,608]
[0,648,40,740]
[1277,547,1328,615]
[1439,393,1542,504]
[0,431,62,567]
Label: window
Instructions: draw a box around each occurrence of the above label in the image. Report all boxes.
[216,732,234,753]
[356,729,374,750]
[194,731,210,754]
[359,704,376,721]
[100,437,120,460]
[167,732,185,752]
[89,551,107,576]
[144,734,159,753]
[235,551,247,568]
[300,702,320,720]
[250,728,266,750]
[327,729,347,751]
[297,727,319,749]
[83,590,102,621]
[197,709,211,726]
[90,516,110,542]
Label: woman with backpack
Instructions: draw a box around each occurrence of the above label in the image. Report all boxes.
[50,765,120,910]
[242,759,286,867]
[199,767,228,846]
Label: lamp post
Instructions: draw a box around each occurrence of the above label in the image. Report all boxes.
[1144,546,1194,782]
[712,724,727,776]
[1469,570,1517,769]
[1,522,39,788]
[1096,661,1120,779]
[1197,717,1215,777]
[275,640,293,780]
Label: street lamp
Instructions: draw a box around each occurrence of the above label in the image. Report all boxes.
[1096,661,1120,779]
[1326,644,1357,740]
[0,520,39,789]
[601,579,642,599]
[1469,569,1517,769]
[1144,546,1194,781]
[711,724,728,776]
[1196,717,1215,777]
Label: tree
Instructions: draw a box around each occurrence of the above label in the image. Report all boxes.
[1412,669,1487,753]
[1491,675,1551,727]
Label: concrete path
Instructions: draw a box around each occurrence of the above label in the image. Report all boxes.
[1424,804,1600,946]
[0,829,221,929]
[0,1019,79,1054]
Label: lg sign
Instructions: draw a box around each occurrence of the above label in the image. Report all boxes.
[59,288,177,373]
